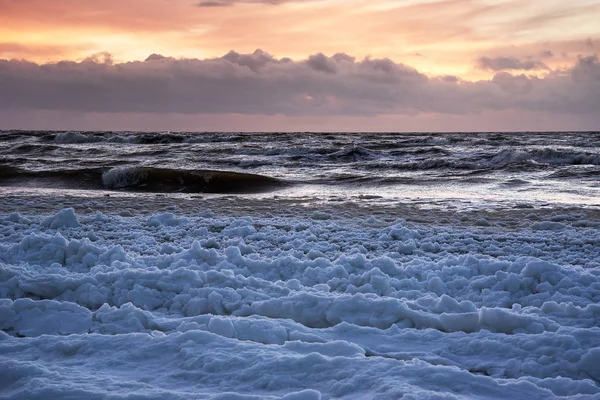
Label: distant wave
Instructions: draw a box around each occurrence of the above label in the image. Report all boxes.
[546,166,600,179]
[52,131,243,145]
[327,146,378,161]
[8,131,594,170]
[9,143,61,154]
[487,148,600,167]
[54,131,105,144]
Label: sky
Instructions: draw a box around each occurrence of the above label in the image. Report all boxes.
[1,0,599,131]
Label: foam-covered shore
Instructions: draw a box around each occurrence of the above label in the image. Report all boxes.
[1,194,599,399]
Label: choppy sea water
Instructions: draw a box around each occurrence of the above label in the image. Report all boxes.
[1,130,599,205]
[1,131,600,399]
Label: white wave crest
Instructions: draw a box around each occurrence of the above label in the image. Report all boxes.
[102,167,148,189]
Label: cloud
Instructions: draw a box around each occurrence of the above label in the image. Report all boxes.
[83,52,114,65]
[0,42,90,60]
[478,56,549,71]
[0,51,598,117]
[145,54,171,62]
[197,0,312,6]
[197,1,230,6]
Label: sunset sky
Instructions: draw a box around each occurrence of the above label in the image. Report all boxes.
[1,0,599,131]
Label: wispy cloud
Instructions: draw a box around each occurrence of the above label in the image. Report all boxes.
[197,0,314,6]
[478,56,548,71]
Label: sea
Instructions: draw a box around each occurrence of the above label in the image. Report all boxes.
[1,131,600,399]
[1,130,599,206]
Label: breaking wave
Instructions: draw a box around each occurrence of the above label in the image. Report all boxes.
[0,165,284,194]
[1,131,599,199]
[101,167,284,193]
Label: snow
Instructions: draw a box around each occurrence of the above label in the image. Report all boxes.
[40,207,81,229]
[1,200,599,399]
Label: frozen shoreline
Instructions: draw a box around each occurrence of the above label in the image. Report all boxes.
[1,190,599,227]
[1,193,599,399]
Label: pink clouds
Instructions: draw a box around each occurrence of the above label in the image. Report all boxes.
[1,51,599,118]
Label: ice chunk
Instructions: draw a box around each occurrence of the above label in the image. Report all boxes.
[2,298,92,336]
[283,340,365,358]
[310,211,331,220]
[281,390,321,400]
[208,317,235,338]
[148,212,189,227]
[41,208,80,229]
[578,348,600,381]
[531,221,567,231]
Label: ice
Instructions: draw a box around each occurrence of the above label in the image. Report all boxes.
[0,298,92,336]
[208,316,236,338]
[1,201,599,399]
[148,212,190,227]
[579,348,600,381]
[41,207,81,229]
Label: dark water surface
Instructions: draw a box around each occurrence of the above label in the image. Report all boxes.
[1,131,599,204]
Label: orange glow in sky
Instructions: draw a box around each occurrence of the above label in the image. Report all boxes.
[1,0,598,79]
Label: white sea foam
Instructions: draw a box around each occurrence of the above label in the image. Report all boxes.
[0,204,599,399]
[54,131,97,144]
[102,166,148,189]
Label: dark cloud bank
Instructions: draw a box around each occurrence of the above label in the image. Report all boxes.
[1,50,599,117]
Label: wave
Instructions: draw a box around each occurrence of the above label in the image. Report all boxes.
[546,166,600,179]
[101,166,283,193]
[0,165,23,177]
[0,165,284,193]
[304,173,451,186]
[389,159,477,171]
[327,146,378,161]
[52,131,252,145]
[53,131,174,144]
[0,166,107,189]
[389,147,451,156]
[500,178,531,187]
[486,148,600,168]
[38,132,600,170]
[4,132,600,195]
[54,131,104,144]
[9,143,61,154]
[384,148,600,172]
